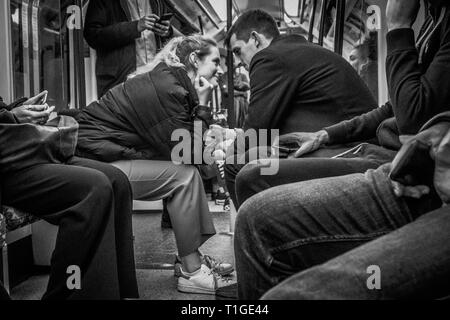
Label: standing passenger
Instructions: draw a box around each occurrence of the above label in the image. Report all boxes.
[84,0,175,97]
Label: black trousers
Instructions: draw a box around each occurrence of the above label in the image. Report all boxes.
[225,146,390,209]
[1,157,138,300]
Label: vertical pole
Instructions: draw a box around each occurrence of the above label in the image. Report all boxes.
[71,0,85,109]
[334,0,345,55]
[308,0,318,43]
[318,0,327,46]
[227,0,235,129]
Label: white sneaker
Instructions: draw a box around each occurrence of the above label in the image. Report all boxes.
[174,254,234,277]
[177,264,236,295]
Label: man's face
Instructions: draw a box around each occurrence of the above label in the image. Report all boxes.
[230,34,259,70]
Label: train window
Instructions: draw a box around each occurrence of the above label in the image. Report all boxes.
[297,0,389,104]
[341,0,381,103]
[10,0,70,111]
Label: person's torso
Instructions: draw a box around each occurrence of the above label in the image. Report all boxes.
[126,0,158,67]
[253,35,377,134]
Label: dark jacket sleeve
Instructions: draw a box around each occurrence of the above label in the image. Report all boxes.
[386,20,450,135]
[0,109,18,124]
[244,51,298,131]
[76,138,152,162]
[324,103,394,145]
[83,0,140,51]
[0,97,19,124]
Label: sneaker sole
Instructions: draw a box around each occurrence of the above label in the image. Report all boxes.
[177,283,216,295]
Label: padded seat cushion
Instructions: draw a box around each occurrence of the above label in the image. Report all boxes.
[1,206,39,232]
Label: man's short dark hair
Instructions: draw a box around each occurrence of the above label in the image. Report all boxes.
[224,9,280,48]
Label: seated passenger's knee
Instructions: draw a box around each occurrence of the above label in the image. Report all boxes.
[236,162,262,190]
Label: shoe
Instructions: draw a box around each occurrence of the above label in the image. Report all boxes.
[215,190,228,206]
[161,200,172,229]
[177,264,236,295]
[174,254,234,277]
[223,197,231,212]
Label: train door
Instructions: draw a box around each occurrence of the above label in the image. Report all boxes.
[0,0,89,111]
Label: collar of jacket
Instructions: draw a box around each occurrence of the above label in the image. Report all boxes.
[249,34,307,71]
[270,34,307,46]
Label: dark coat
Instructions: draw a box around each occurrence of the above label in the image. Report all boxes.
[244,34,378,135]
[75,63,213,163]
[325,4,450,147]
[84,0,173,97]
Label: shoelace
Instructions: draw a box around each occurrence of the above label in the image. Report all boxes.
[203,255,226,271]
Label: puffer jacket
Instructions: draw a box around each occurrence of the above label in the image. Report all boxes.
[75,62,213,163]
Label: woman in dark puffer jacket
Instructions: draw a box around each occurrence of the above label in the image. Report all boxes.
[74,35,235,295]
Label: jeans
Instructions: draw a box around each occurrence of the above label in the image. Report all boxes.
[234,164,442,300]
[1,157,138,300]
[235,157,381,208]
[262,205,450,300]
[226,144,393,209]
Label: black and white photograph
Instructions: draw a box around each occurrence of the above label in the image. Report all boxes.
[0,0,449,312]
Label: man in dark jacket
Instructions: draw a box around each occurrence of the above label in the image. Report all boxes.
[234,0,450,300]
[0,95,138,300]
[84,0,174,97]
[235,0,450,208]
[223,9,378,205]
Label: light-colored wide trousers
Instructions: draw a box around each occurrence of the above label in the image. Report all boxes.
[112,160,216,257]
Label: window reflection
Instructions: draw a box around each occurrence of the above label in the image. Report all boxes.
[10,0,69,111]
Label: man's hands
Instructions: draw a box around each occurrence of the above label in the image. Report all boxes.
[386,0,420,32]
[274,130,329,158]
[12,104,55,124]
[137,14,171,37]
[391,181,430,199]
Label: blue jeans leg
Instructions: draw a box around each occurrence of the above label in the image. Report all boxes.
[234,165,441,300]
[262,205,450,300]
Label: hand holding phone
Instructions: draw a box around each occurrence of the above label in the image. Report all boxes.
[23,90,48,106]
[157,13,174,23]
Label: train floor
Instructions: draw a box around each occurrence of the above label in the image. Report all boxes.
[10,201,235,300]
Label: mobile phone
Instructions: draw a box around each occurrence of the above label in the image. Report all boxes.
[36,90,48,105]
[158,13,174,22]
[390,139,435,186]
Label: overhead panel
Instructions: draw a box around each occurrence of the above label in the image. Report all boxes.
[166,0,225,35]
[234,0,284,22]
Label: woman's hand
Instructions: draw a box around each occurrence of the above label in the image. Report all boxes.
[195,76,214,105]
[12,104,55,124]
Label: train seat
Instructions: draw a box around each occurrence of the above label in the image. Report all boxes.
[1,206,57,294]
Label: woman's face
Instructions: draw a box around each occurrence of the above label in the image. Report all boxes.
[197,46,223,87]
